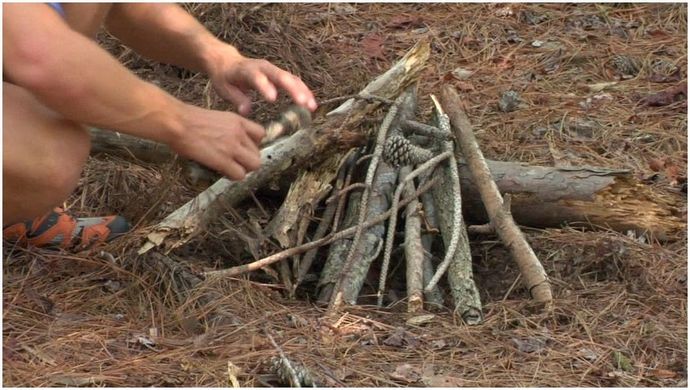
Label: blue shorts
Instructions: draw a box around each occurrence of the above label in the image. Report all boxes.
[47,3,65,18]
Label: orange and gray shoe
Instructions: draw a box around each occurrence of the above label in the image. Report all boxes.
[3,208,130,250]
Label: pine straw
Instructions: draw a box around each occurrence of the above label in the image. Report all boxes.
[3,3,687,387]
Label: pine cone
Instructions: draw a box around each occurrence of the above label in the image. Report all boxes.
[650,58,679,77]
[383,135,435,167]
[611,54,640,76]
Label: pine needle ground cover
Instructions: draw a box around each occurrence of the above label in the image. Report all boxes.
[3,4,686,387]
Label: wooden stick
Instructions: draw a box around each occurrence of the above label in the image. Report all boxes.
[440,85,553,303]
[401,168,424,313]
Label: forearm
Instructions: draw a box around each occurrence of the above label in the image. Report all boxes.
[104,3,238,74]
[4,4,185,144]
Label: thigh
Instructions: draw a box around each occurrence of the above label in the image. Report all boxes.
[3,82,90,224]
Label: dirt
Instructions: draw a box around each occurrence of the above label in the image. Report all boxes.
[3,3,687,387]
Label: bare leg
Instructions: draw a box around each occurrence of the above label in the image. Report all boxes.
[3,82,91,225]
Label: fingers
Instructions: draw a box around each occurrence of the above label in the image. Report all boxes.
[241,117,266,145]
[235,138,262,172]
[215,83,253,116]
[254,61,318,112]
[223,160,247,181]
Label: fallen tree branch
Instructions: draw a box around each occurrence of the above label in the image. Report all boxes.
[440,85,553,304]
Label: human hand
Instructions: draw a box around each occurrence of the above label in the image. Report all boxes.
[207,48,318,116]
[169,104,266,181]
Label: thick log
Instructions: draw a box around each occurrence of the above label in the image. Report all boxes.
[459,162,684,241]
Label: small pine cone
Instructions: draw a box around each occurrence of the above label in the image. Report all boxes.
[650,58,679,77]
[383,135,435,167]
[264,105,312,142]
[611,54,641,76]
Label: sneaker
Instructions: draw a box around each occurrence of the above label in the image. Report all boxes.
[3,207,131,250]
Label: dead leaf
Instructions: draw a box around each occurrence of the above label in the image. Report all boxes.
[649,69,682,83]
[383,327,420,348]
[648,368,677,379]
[361,33,386,60]
[588,81,618,93]
[430,339,448,350]
[405,314,436,326]
[423,373,464,387]
[390,363,422,384]
[664,163,682,186]
[387,14,424,29]
[495,5,514,17]
[647,29,670,38]
[383,328,405,347]
[454,81,476,92]
[451,67,474,80]
[511,336,547,353]
[649,158,666,172]
[640,83,687,107]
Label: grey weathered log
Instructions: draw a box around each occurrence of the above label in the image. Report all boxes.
[317,192,361,304]
[340,163,398,305]
[458,162,683,241]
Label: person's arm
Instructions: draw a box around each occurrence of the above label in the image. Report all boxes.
[3,3,264,180]
[104,3,317,116]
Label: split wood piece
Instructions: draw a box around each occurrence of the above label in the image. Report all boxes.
[137,40,430,255]
[418,189,445,308]
[317,191,361,305]
[401,167,424,313]
[294,150,357,290]
[440,85,552,303]
[426,96,482,324]
[340,162,397,306]
[264,153,341,248]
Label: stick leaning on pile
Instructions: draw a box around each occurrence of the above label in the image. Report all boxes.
[439,85,553,304]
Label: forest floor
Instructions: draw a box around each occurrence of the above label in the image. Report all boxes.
[3,3,687,387]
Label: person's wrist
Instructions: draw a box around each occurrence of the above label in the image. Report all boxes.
[201,40,244,77]
[156,95,190,146]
